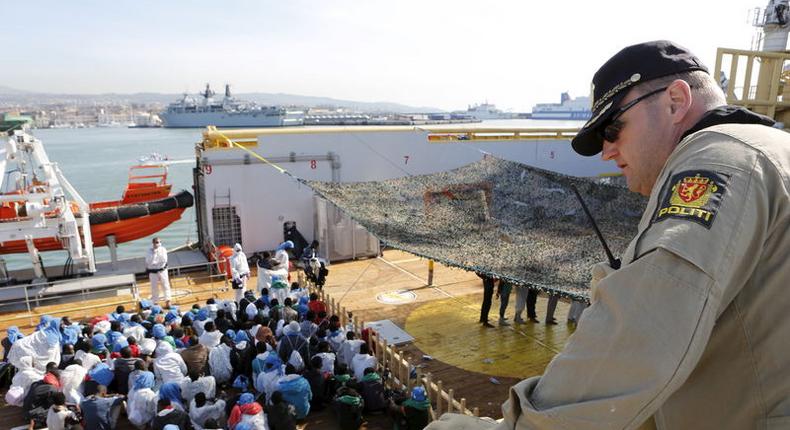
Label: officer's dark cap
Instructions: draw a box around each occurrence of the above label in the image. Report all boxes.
[572,40,708,157]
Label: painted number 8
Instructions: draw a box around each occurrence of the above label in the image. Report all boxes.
[310,160,317,169]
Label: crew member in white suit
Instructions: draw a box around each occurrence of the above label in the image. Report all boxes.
[230,243,251,303]
[273,240,294,271]
[145,237,171,307]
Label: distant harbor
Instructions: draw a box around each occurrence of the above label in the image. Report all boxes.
[1,87,559,130]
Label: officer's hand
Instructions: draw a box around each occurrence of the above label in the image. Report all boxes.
[424,413,498,430]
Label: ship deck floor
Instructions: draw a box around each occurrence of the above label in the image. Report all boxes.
[0,249,577,428]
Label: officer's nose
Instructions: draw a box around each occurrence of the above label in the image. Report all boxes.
[601,139,618,161]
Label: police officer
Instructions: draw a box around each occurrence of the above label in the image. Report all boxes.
[427,40,790,429]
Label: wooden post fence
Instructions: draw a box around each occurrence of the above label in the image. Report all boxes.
[308,285,481,420]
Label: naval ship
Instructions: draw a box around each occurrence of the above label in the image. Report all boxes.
[159,83,305,128]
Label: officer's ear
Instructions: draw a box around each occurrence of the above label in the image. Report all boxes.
[667,79,692,123]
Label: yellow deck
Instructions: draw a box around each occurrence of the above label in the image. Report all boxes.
[320,251,575,381]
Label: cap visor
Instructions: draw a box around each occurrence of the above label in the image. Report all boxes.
[571,92,626,156]
[572,127,605,157]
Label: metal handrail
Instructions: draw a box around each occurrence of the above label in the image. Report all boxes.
[202,125,580,148]
[714,47,790,119]
[0,272,229,331]
[0,259,228,328]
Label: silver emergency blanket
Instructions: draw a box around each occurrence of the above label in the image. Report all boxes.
[303,157,647,301]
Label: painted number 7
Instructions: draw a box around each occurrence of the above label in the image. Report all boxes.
[404,155,410,165]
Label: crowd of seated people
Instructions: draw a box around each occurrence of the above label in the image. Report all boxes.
[0,280,431,430]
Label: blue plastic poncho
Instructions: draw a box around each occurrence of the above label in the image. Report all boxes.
[263,353,284,374]
[91,333,108,353]
[412,386,427,402]
[42,316,62,347]
[61,324,80,346]
[107,330,124,347]
[88,363,114,386]
[276,240,294,251]
[112,337,129,353]
[132,371,155,391]
[278,374,312,419]
[152,324,166,340]
[234,330,249,344]
[159,381,184,409]
[238,392,254,405]
[6,326,23,345]
[233,374,250,390]
[36,315,53,331]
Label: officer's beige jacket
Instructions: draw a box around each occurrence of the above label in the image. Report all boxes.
[427,123,790,430]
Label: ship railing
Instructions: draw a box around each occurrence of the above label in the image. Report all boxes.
[426,127,577,142]
[0,259,228,331]
[714,47,790,120]
[311,284,480,420]
[202,125,579,149]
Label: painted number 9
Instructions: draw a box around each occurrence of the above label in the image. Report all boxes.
[310,160,317,169]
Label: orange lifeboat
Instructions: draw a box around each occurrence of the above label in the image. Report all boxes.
[0,164,193,255]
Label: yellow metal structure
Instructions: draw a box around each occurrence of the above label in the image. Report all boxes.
[715,47,790,123]
[201,124,579,149]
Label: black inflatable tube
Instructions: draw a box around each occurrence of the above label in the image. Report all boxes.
[89,190,194,225]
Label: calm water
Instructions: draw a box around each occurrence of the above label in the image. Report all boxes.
[5,119,585,270]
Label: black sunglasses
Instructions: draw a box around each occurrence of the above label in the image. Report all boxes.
[598,86,668,143]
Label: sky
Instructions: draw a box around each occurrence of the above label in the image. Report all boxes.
[1,0,763,111]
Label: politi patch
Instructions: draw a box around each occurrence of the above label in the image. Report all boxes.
[653,170,730,229]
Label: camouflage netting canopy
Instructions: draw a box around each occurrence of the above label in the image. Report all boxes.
[303,157,647,302]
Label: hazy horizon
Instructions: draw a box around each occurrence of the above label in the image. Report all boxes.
[1,1,759,111]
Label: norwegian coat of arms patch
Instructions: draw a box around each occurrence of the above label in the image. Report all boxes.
[653,170,730,229]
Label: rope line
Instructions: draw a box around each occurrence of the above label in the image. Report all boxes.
[214,130,292,176]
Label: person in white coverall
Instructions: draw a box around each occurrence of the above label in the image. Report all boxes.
[230,243,250,303]
[146,237,171,307]
[273,240,294,272]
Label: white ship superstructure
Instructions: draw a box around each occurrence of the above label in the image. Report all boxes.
[463,102,513,120]
[532,92,592,120]
[160,84,304,128]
